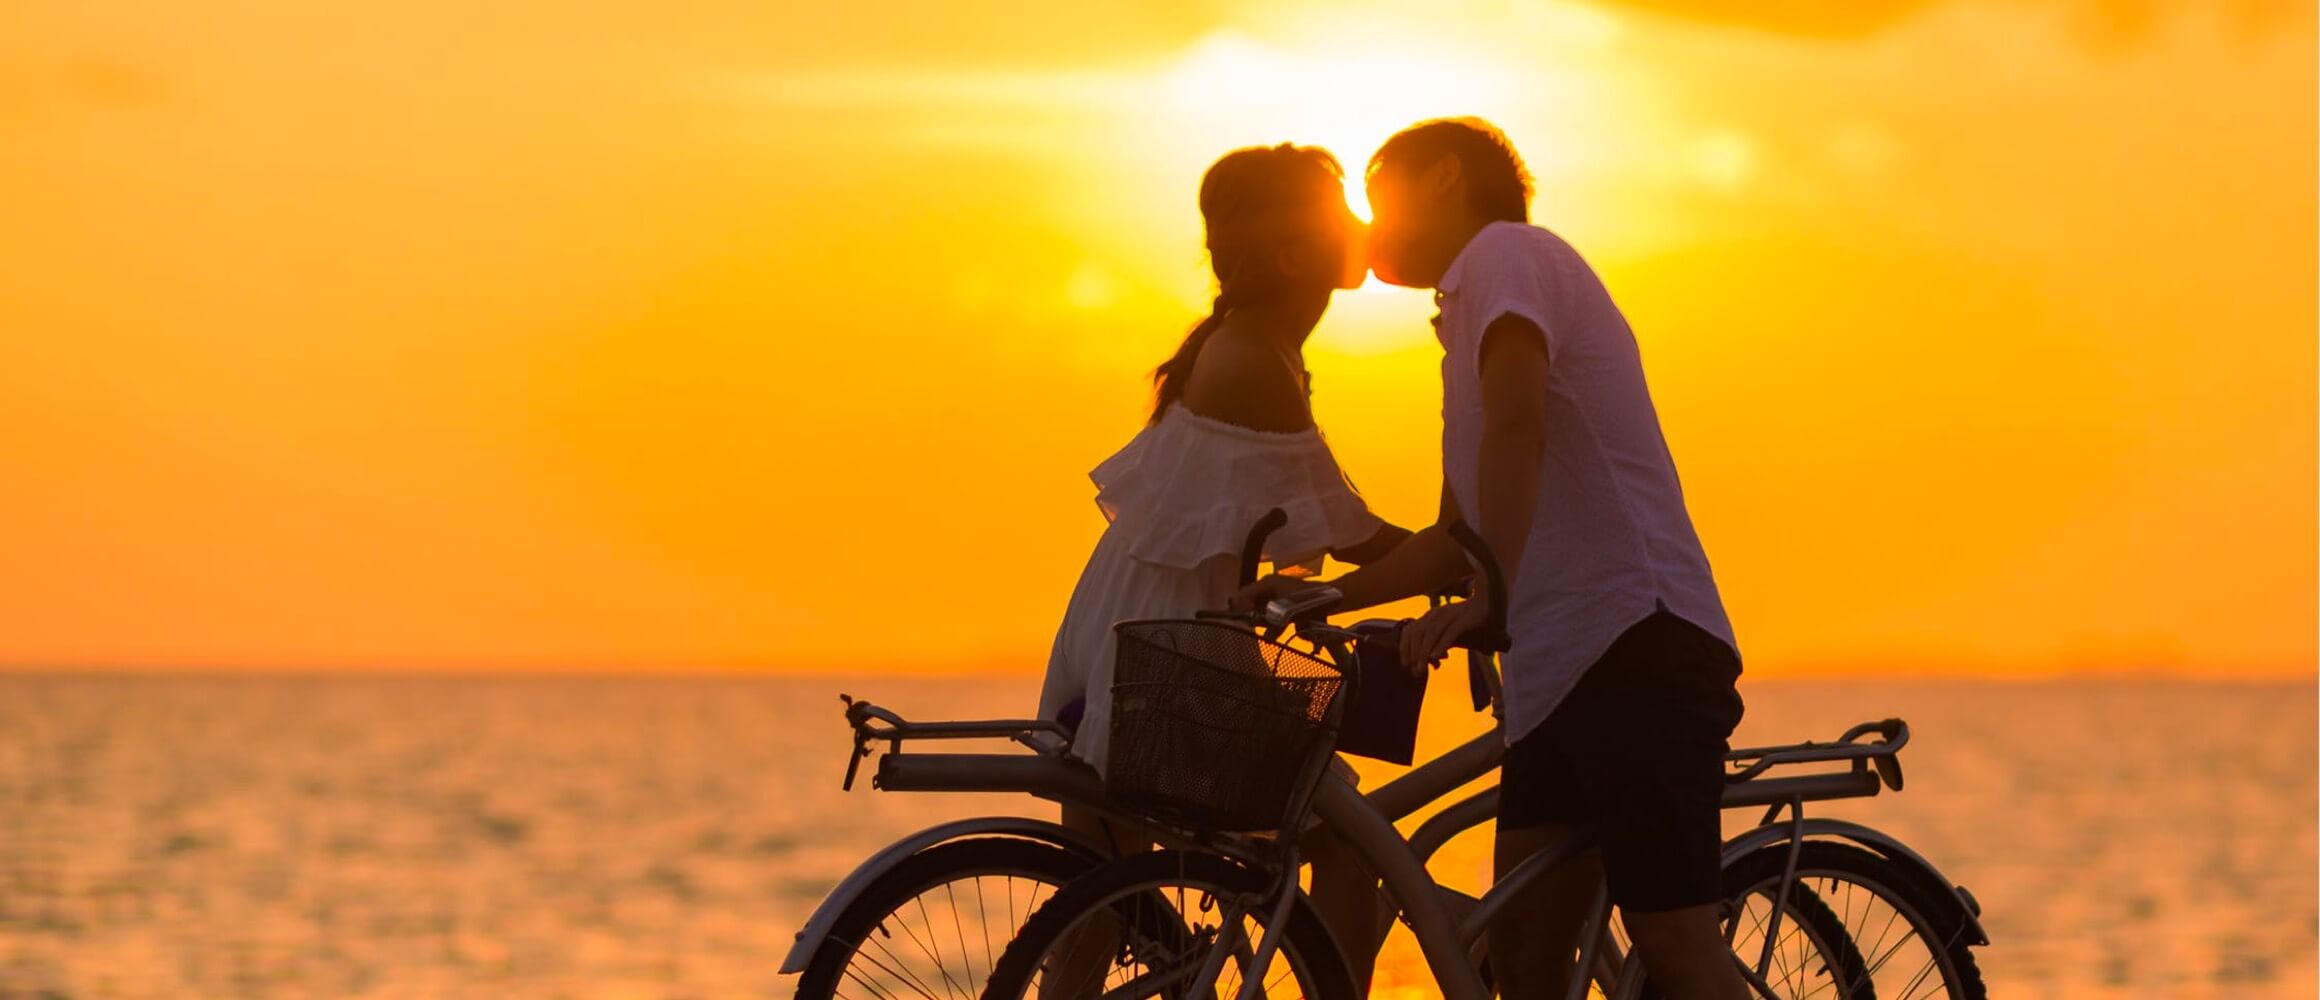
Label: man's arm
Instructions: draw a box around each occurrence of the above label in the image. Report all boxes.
[1325,520,1467,611]
[1469,313,1550,602]
[1402,313,1551,662]
[1233,478,1467,613]
[1330,521,1415,566]
[1239,313,1551,623]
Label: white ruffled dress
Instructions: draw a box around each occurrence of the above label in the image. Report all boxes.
[1038,404,1384,776]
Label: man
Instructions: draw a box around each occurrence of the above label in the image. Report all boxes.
[1237,118,1749,1000]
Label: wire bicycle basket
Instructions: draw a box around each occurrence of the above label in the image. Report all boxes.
[1105,619,1346,833]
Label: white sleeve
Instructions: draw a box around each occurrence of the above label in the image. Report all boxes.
[1089,415,1383,573]
[1455,238,1556,371]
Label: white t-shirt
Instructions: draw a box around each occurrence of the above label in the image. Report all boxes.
[1435,221,1737,744]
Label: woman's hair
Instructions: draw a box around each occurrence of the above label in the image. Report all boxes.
[1150,144,1349,421]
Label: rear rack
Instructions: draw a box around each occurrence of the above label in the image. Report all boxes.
[1720,718,1908,811]
[839,694,1071,791]
[875,751,1106,803]
[841,695,1914,817]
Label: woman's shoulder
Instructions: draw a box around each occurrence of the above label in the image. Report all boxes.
[1178,328,1311,433]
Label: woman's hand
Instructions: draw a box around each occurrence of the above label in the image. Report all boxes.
[1228,573,1327,613]
[1399,599,1491,675]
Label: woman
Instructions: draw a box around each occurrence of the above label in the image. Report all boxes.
[1038,143,1405,793]
[1035,143,1404,994]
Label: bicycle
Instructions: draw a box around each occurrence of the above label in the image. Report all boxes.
[780,511,1324,999]
[973,517,1990,1000]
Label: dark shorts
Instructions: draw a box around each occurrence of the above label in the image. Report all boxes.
[1498,608,1745,913]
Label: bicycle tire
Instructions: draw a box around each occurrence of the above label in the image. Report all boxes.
[1706,842,1986,1000]
[795,836,1094,1000]
[1623,846,1865,1000]
[979,849,1358,1000]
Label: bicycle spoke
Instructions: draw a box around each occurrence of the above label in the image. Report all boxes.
[863,927,940,997]
[857,935,947,1000]
[1894,951,1947,1000]
[1737,896,1774,955]
[1767,918,1795,997]
[944,881,975,987]
[1767,864,1969,1000]
[840,958,910,1000]
[1860,936,1938,999]
[1014,863,1324,1000]
[1856,900,1893,969]
[1719,874,1908,1000]
[1266,959,1295,995]
[906,897,970,999]
[1777,917,1811,997]
[977,875,995,977]
[1854,909,1915,981]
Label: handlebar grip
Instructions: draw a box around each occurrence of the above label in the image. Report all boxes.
[1238,508,1290,587]
[1840,718,1909,746]
[1444,521,1511,653]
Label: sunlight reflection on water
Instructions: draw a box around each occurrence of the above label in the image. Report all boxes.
[0,674,2309,998]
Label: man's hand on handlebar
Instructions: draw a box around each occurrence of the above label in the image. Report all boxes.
[1400,598,1492,676]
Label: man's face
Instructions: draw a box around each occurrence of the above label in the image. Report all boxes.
[1363,163,1428,289]
[1363,156,1458,289]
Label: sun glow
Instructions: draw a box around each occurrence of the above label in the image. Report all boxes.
[1160,32,1531,221]
[1144,30,1540,309]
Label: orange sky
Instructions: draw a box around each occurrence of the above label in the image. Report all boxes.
[1,0,2312,676]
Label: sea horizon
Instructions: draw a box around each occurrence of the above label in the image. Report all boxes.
[1,672,2312,998]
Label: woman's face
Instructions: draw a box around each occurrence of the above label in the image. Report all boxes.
[1363,165,1422,287]
[1272,191,1368,293]
[1363,159,1453,289]
[1330,205,1371,290]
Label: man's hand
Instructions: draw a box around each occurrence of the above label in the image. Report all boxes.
[1228,573,1327,613]
[1399,599,1491,675]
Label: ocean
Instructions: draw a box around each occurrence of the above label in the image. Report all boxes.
[0,674,2310,998]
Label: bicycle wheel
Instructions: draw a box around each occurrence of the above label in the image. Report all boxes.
[1611,867,1858,1000]
[795,836,1095,1000]
[979,849,1357,1000]
[1711,842,1987,1000]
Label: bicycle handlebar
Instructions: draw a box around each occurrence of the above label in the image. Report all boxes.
[1237,507,1290,588]
[1197,599,1362,655]
[1211,513,1510,713]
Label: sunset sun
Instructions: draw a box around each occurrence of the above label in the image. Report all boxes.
[1160,31,1531,220]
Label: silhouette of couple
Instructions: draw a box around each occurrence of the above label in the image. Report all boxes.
[1036,118,1749,1000]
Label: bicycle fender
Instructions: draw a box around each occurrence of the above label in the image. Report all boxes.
[1720,818,1990,947]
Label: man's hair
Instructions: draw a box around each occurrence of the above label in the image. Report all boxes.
[1368,118,1533,223]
